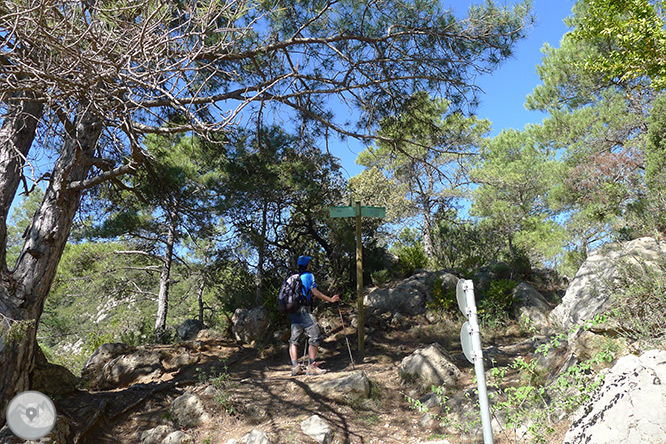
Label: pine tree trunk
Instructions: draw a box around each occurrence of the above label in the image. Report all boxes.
[155,208,177,337]
[255,200,268,305]
[0,106,101,424]
[0,95,43,269]
[423,211,435,259]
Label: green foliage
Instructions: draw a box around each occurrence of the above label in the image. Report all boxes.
[426,278,457,312]
[358,91,491,259]
[431,208,504,272]
[470,127,563,268]
[391,228,428,276]
[405,325,614,444]
[570,0,666,90]
[196,364,237,415]
[370,269,391,288]
[478,279,518,327]
[606,257,666,349]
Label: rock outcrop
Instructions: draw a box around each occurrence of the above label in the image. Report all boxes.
[563,349,666,444]
[550,237,666,332]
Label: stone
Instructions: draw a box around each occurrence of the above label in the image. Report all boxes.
[241,429,272,444]
[170,393,210,428]
[364,270,457,316]
[141,425,172,444]
[300,415,334,444]
[563,349,666,444]
[176,319,206,341]
[309,371,371,403]
[550,237,666,332]
[81,342,133,381]
[161,431,194,444]
[93,347,163,390]
[511,282,552,332]
[399,343,461,387]
[231,306,271,344]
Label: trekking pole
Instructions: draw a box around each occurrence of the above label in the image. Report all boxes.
[337,302,355,370]
[302,340,308,370]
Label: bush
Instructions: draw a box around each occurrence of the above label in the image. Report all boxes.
[426,278,458,312]
[478,279,518,327]
[371,269,391,287]
[395,244,428,276]
[606,258,666,349]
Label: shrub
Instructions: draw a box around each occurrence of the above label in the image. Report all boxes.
[426,278,458,312]
[371,269,391,287]
[396,244,428,276]
[606,257,666,349]
[478,279,518,327]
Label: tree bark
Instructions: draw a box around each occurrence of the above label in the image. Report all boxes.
[0,105,102,424]
[154,207,177,336]
[0,95,43,271]
[255,200,268,305]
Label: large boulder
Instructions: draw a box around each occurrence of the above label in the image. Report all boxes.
[84,344,199,390]
[176,319,206,341]
[563,349,666,444]
[364,270,457,316]
[309,371,371,403]
[81,342,133,382]
[550,237,666,332]
[31,345,78,396]
[399,343,461,387]
[511,282,552,333]
[231,306,271,344]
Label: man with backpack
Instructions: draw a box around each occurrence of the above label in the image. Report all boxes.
[288,255,340,376]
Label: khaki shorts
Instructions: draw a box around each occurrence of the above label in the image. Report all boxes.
[288,308,322,347]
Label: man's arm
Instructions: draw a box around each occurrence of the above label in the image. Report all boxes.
[312,287,340,303]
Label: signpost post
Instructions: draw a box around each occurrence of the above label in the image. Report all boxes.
[330,201,386,357]
[457,279,494,444]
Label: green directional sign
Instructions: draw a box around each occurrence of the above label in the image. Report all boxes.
[329,205,385,219]
[330,206,357,218]
[360,206,386,219]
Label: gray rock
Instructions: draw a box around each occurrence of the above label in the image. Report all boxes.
[170,393,210,428]
[399,343,461,387]
[364,270,457,315]
[550,237,666,332]
[81,342,133,380]
[241,429,272,444]
[300,415,334,444]
[563,349,666,444]
[93,347,163,390]
[161,431,194,444]
[141,425,172,444]
[309,371,371,403]
[231,306,271,344]
[176,319,206,341]
[512,282,552,332]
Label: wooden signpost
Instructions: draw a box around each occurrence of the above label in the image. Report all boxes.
[330,201,386,356]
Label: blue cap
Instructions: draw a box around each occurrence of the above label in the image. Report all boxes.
[297,256,312,268]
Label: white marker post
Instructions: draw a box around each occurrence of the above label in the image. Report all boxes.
[457,279,494,444]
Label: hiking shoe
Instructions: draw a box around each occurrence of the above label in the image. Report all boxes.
[306,362,327,375]
[291,365,305,376]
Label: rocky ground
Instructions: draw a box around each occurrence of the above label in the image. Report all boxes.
[33,305,571,444]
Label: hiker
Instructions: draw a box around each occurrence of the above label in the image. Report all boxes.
[289,255,340,376]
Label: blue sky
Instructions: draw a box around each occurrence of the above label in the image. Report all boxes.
[333,0,575,180]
